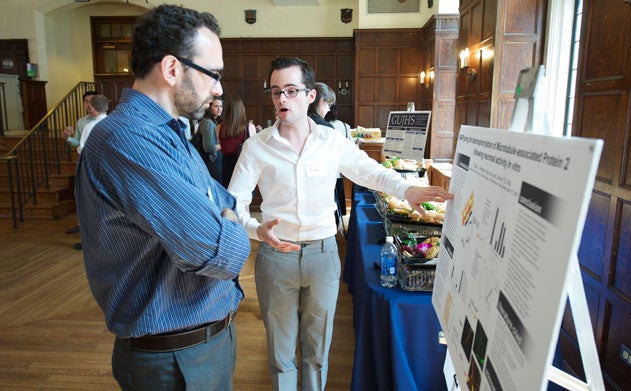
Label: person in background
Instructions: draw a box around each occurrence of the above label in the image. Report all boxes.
[209,95,224,123]
[307,83,345,229]
[78,94,109,154]
[324,103,353,234]
[63,90,97,235]
[228,57,453,391]
[75,5,251,390]
[208,96,224,177]
[63,90,97,153]
[193,105,222,182]
[71,94,110,251]
[324,103,351,140]
[307,82,335,129]
[217,95,256,187]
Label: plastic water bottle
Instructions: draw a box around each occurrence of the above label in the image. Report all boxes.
[380,236,398,288]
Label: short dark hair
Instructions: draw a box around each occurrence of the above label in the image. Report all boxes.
[83,91,97,99]
[268,57,315,90]
[131,5,221,79]
[324,104,338,122]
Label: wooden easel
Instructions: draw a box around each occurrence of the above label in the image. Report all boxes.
[511,66,604,391]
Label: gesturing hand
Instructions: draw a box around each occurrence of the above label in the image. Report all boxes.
[404,185,454,215]
[64,126,74,138]
[257,218,301,252]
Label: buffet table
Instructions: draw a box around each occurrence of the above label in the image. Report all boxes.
[343,186,447,391]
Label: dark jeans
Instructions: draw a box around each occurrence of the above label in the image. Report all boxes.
[112,322,236,391]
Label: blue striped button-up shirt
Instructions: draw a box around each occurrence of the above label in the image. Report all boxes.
[76,88,251,337]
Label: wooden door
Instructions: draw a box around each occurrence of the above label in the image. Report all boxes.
[91,16,137,109]
[561,1,631,389]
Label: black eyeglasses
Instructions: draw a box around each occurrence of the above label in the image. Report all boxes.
[268,88,310,99]
[173,55,221,83]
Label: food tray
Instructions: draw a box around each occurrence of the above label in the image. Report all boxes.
[397,261,436,291]
[394,234,440,263]
[374,194,443,230]
[384,217,443,238]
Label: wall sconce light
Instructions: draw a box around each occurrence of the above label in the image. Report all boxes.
[338,80,351,95]
[429,69,435,83]
[459,48,477,81]
[419,71,426,86]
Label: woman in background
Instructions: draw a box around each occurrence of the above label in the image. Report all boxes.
[307,82,335,129]
[308,83,349,232]
[325,102,353,233]
[218,95,256,187]
[192,100,223,182]
[324,103,351,140]
[208,97,224,180]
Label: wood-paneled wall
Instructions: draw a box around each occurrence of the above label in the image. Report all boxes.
[353,29,423,132]
[563,1,631,389]
[455,0,545,137]
[455,0,497,135]
[429,15,459,161]
[491,0,546,129]
[221,38,355,128]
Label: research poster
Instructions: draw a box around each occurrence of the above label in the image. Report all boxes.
[383,111,431,160]
[432,126,602,391]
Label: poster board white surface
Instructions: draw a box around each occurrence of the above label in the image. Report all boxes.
[509,66,549,134]
[383,110,431,160]
[432,126,602,391]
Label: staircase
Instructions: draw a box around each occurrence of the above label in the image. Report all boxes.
[0,81,95,228]
[0,134,77,220]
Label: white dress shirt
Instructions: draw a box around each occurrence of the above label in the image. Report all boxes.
[78,113,107,154]
[228,118,411,242]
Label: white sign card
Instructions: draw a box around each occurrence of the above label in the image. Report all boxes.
[383,110,431,160]
[432,126,602,391]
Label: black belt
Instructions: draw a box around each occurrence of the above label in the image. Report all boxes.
[121,312,234,352]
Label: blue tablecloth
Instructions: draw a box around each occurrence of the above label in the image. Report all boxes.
[344,187,447,391]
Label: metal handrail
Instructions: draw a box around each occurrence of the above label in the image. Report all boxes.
[0,82,6,136]
[1,81,96,228]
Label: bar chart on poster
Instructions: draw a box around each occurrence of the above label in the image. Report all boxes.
[489,207,507,258]
[432,125,603,391]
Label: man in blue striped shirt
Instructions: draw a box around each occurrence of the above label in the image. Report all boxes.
[75,5,250,390]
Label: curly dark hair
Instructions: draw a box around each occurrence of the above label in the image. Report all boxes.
[131,5,221,79]
[267,57,315,90]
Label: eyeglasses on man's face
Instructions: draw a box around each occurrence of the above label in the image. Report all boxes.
[173,55,222,84]
[268,88,310,99]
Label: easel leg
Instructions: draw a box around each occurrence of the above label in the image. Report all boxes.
[547,255,605,391]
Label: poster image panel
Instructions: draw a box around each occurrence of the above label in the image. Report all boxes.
[432,126,602,391]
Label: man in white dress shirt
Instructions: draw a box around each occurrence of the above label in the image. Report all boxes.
[228,57,453,391]
[78,94,109,154]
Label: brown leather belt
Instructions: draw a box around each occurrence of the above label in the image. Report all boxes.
[121,312,234,352]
